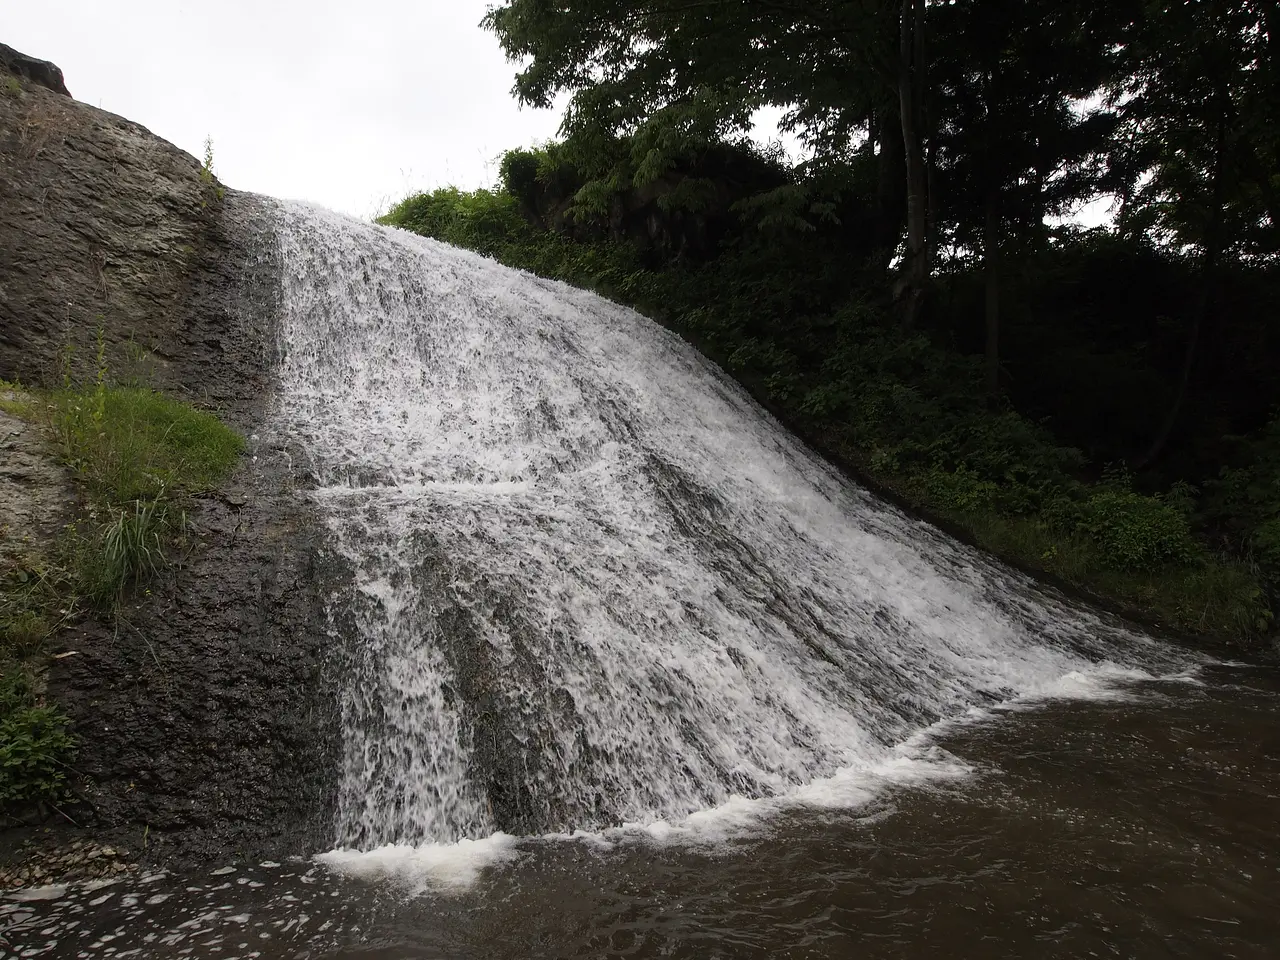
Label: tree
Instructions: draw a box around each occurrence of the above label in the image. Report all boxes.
[1110,0,1280,464]
[484,0,931,317]
[926,0,1123,400]
[897,0,930,327]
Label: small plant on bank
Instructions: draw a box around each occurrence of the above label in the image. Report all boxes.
[199,135,226,204]
[0,672,75,808]
[1,561,78,811]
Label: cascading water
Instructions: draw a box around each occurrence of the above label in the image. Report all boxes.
[268,200,1186,854]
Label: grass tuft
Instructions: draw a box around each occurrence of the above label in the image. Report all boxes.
[75,499,172,610]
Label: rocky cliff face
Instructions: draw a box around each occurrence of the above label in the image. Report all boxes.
[0,48,341,868]
[0,46,268,414]
[0,42,69,97]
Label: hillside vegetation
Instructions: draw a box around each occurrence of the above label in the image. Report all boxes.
[377,0,1280,647]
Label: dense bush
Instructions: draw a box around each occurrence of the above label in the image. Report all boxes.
[1206,415,1280,587]
[381,187,532,260]
[379,156,1271,644]
[1079,489,1199,572]
[0,672,75,808]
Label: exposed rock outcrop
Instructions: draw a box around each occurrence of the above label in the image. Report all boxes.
[0,397,72,570]
[0,47,340,869]
[0,42,70,97]
[0,51,270,416]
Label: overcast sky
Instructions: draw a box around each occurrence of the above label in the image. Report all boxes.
[7,4,1112,229]
[7,1,565,218]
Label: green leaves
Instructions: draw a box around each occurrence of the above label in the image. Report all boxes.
[483,0,884,240]
[1112,0,1280,263]
[1080,489,1200,572]
[0,673,76,808]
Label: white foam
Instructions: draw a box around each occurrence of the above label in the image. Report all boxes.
[314,754,966,892]
[307,659,1197,895]
[316,833,520,892]
[269,199,1200,861]
[589,747,972,847]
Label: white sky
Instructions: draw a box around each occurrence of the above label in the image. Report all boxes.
[7,4,1111,228]
[7,1,565,219]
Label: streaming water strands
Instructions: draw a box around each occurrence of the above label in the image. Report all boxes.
[268,200,1187,852]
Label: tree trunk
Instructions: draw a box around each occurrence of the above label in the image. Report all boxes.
[897,0,929,327]
[983,192,1000,401]
[1137,110,1228,468]
[875,105,906,263]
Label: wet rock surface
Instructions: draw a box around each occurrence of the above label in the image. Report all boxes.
[0,49,342,875]
[0,840,137,891]
[36,465,346,869]
[0,399,72,569]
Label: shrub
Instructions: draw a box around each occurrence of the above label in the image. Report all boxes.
[920,465,1001,514]
[1205,415,1280,588]
[0,672,76,807]
[499,148,542,210]
[380,187,532,259]
[1080,489,1200,572]
[1253,517,1280,572]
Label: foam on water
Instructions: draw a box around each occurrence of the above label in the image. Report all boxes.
[318,664,1192,892]
[267,200,1197,886]
[317,833,521,892]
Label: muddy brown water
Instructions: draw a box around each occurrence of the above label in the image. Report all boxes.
[4,663,1277,959]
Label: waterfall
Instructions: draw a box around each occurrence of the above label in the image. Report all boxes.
[268,200,1182,851]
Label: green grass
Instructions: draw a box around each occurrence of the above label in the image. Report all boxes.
[50,385,244,504]
[42,383,243,610]
[1,370,243,813]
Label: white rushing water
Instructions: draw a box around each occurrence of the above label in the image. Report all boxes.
[267,200,1188,873]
